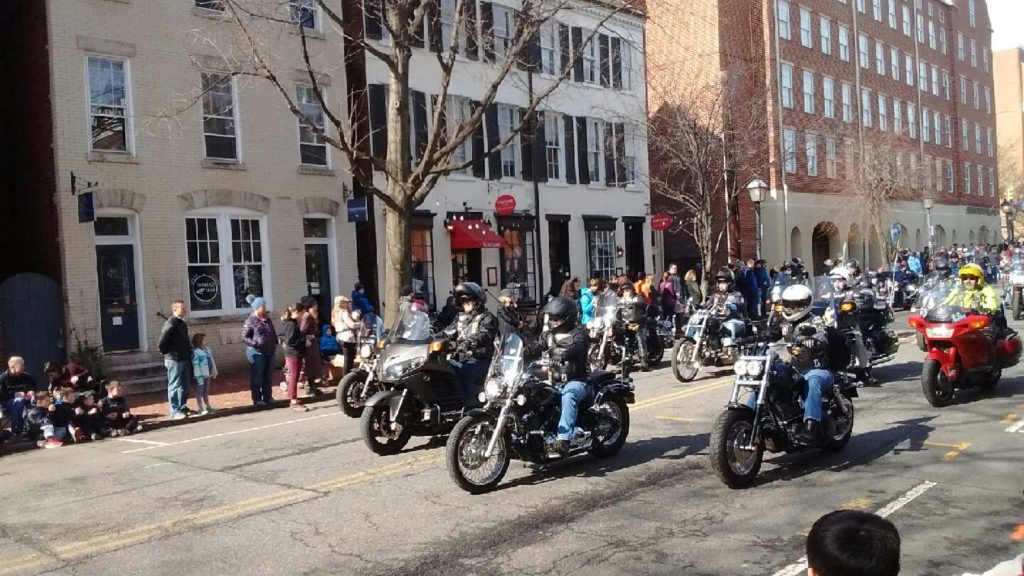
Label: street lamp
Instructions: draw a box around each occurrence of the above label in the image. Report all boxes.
[1001,199,1015,244]
[746,177,769,259]
[922,198,933,252]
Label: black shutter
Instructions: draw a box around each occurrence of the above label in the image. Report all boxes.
[614,123,626,187]
[428,3,442,53]
[368,84,387,161]
[364,0,383,40]
[604,122,614,186]
[559,24,570,78]
[464,0,479,60]
[564,115,576,184]
[521,109,534,181]
[485,104,501,179]
[611,37,622,89]
[571,27,583,82]
[480,2,495,62]
[534,112,547,182]
[599,34,610,87]
[576,116,589,185]
[471,100,486,178]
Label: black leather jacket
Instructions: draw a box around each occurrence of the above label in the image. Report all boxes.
[706,290,746,320]
[445,308,499,362]
[524,324,589,383]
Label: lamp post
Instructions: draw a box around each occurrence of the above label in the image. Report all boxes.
[746,177,769,260]
[1001,199,1015,244]
[922,198,933,252]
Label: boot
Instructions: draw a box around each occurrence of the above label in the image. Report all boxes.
[795,419,819,445]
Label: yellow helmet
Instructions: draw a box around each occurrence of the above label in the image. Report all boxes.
[958,263,985,283]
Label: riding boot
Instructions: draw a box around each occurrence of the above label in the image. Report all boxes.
[795,419,819,444]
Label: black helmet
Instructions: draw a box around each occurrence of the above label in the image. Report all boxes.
[715,267,735,284]
[542,297,578,332]
[932,256,950,271]
[453,282,486,307]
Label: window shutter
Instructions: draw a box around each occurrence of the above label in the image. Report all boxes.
[611,37,622,89]
[614,123,626,187]
[559,24,571,77]
[599,34,610,87]
[471,100,486,178]
[575,116,589,185]
[364,0,383,40]
[428,3,442,53]
[571,27,584,82]
[534,112,547,183]
[464,0,479,60]
[368,83,388,161]
[563,115,576,184]
[480,2,495,62]
[604,122,614,186]
[521,110,534,181]
[485,104,501,179]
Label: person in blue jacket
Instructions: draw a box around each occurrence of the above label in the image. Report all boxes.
[579,278,598,325]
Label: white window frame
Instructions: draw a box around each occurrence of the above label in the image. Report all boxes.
[975,124,982,154]
[498,104,520,180]
[493,5,515,60]
[968,0,976,27]
[902,5,911,36]
[820,17,832,54]
[918,60,927,92]
[823,77,835,118]
[582,33,599,85]
[184,210,271,318]
[621,41,636,92]
[905,54,914,87]
[858,33,869,69]
[295,85,329,168]
[962,119,969,151]
[890,46,899,79]
[921,107,930,143]
[944,115,952,148]
[933,110,941,145]
[201,72,241,162]
[946,161,954,194]
[85,55,134,154]
[439,0,468,58]
[970,39,977,67]
[544,112,564,182]
[289,0,321,31]
[872,0,882,20]
[939,27,947,54]
[978,167,984,198]
[942,71,950,100]
[989,167,996,197]
[973,81,979,109]
[894,99,903,134]
[799,7,813,47]
[928,20,936,49]
[587,118,603,184]
[539,21,559,76]
[875,41,885,75]
[777,0,792,40]
[888,0,897,28]
[781,62,794,109]
[931,65,939,96]
[839,25,850,61]
[983,47,990,72]
[908,102,917,139]
[861,88,872,128]
[960,76,967,103]
[915,13,924,42]
[446,95,474,173]
[958,33,965,61]
[985,87,992,114]
[805,133,818,176]
[841,82,853,123]
[825,137,837,178]
[802,69,815,114]
[965,162,972,195]
[987,127,994,157]
[783,127,797,174]
[878,94,888,131]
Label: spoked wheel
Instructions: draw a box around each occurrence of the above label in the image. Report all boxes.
[589,397,630,458]
[976,369,1001,392]
[360,403,412,455]
[922,359,955,407]
[446,414,510,494]
[337,371,372,418]
[824,395,855,451]
[671,340,700,382]
[709,409,763,489]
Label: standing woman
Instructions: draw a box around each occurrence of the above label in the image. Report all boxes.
[241,297,277,407]
[684,269,703,307]
[559,277,580,300]
[281,303,308,412]
[299,296,323,396]
[332,296,361,378]
[658,271,677,322]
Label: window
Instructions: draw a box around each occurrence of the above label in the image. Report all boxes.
[839,25,850,61]
[989,167,996,196]
[296,85,327,166]
[440,0,468,57]
[978,168,984,197]
[861,88,872,127]
[806,133,818,176]
[987,127,994,156]
[587,228,615,281]
[498,105,520,178]
[857,0,865,13]
[894,99,903,133]
[777,0,792,40]
[960,76,967,103]
[942,71,950,100]
[933,110,941,145]
[620,41,637,92]
[968,0,976,27]
[931,65,939,95]
[841,83,853,123]
[201,73,238,161]
[964,162,972,195]
[802,70,815,114]
[905,54,914,86]
[944,115,952,148]
[875,42,885,75]
[858,34,869,68]
[498,223,536,296]
[935,158,943,192]
[185,215,266,314]
[544,113,563,181]
[985,87,992,114]
[928,20,936,49]
[910,153,918,188]
[916,13,923,42]
[946,161,954,194]
[888,0,897,27]
[970,39,977,67]
[582,34,598,84]
[781,63,794,108]
[918,60,927,92]
[445,95,474,171]
[799,7,812,47]
[587,118,602,183]
[983,47,990,72]
[890,46,900,79]
[908,102,917,138]
[962,119,969,151]
[87,56,131,153]
[411,227,435,310]
[922,108,930,143]
[820,17,832,54]
[924,154,932,189]
[939,27,947,54]
[289,0,319,30]
[844,138,856,181]
[825,137,837,178]
[902,4,911,35]
[878,94,888,131]
[492,5,515,59]
[783,128,797,173]
[958,33,964,61]
[973,81,979,109]
[975,124,982,154]
[823,77,835,118]
[622,124,638,185]
[539,21,558,76]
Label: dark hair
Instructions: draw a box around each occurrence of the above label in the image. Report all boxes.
[807,510,900,576]
[43,361,61,375]
[191,333,206,348]
[281,302,307,322]
[105,380,121,392]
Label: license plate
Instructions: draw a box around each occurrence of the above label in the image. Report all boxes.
[926,326,954,338]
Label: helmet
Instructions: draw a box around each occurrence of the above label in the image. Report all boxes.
[715,267,735,285]
[542,297,579,332]
[932,256,950,273]
[780,284,814,322]
[958,263,984,283]
[453,282,487,307]
[829,266,852,284]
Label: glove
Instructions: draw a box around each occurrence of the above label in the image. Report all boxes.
[800,337,819,350]
[798,324,817,337]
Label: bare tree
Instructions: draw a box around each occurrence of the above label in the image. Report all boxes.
[179,0,632,320]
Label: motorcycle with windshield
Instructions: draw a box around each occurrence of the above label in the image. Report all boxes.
[1004,261,1024,320]
[446,333,635,493]
[709,333,858,488]
[336,315,386,418]
[814,276,899,369]
[359,306,467,455]
[671,303,748,383]
[587,304,664,371]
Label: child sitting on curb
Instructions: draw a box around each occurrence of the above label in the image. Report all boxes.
[24,392,64,449]
[97,381,141,437]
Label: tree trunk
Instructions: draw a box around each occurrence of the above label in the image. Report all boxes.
[382,197,412,326]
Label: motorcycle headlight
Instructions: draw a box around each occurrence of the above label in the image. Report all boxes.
[744,360,763,377]
[383,356,426,380]
[484,378,504,400]
[359,343,374,359]
[733,360,748,376]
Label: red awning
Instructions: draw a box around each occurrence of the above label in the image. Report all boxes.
[450,219,505,250]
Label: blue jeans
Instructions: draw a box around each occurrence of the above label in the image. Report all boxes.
[246,347,275,405]
[165,359,190,415]
[449,359,487,407]
[557,380,590,441]
[2,397,28,434]
[802,369,832,422]
[722,319,746,340]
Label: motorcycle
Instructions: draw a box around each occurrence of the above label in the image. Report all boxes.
[671,307,747,382]
[889,270,920,310]
[709,339,858,488]
[815,276,899,368]
[587,304,664,371]
[359,307,468,455]
[1004,262,1024,320]
[445,333,635,494]
[336,316,386,418]
[908,283,1022,407]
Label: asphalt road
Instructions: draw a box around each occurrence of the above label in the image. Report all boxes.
[1,318,1022,576]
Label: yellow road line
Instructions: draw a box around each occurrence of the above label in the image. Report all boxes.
[923,441,971,461]
[1002,413,1019,425]
[632,378,732,411]
[840,497,874,510]
[654,416,696,422]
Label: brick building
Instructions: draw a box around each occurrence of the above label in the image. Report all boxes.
[649,0,1000,276]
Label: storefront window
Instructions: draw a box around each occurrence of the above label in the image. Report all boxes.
[411,227,435,310]
[498,220,536,302]
[587,228,616,281]
[186,213,266,315]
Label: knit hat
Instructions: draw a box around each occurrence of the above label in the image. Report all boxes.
[250,297,266,310]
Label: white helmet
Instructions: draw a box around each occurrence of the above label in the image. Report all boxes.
[780,284,814,322]
[829,266,852,284]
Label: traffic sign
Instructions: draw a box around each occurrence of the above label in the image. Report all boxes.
[495,194,516,215]
[651,213,672,231]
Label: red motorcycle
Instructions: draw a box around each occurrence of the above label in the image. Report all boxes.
[908,304,1021,407]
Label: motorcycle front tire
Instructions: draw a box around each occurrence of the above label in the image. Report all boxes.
[709,409,763,489]
[922,359,955,408]
[360,403,413,455]
[671,339,700,382]
[445,413,510,494]
[337,370,370,418]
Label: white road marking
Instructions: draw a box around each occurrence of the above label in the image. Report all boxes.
[120,411,342,454]
[116,438,168,446]
[1005,418,1024,434]
[771,481,938,576]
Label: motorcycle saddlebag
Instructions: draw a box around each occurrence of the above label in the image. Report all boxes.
[994,334,1023,369]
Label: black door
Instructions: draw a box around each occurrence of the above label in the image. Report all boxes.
[452,249,482,286]
[305,244,332,324]
[548,219,571,297]
[624,219,645,280]
[96,245,139,351]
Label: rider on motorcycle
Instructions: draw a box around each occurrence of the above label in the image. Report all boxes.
[618,283,650,370]
[706,267,747,342]
[824,267,876,386]
[941,263,999,314]
[445,282,499,406]
[523,297,590,456]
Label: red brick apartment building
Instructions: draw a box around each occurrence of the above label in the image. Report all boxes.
[648,0,1000,275]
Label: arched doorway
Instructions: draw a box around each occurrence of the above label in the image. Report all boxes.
[933,224,947,248]
[978,226,990,245]
[812,222,840,275]
[969,230,976,245]
[952,230,959,246]
[791,227,803,260]
[848,223,864,264]
[915,229,922,251]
